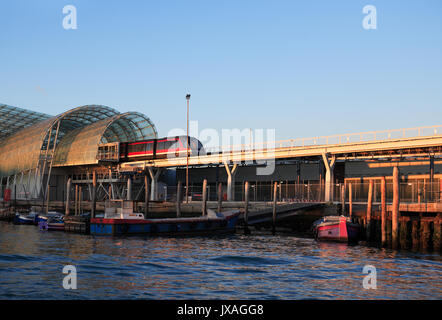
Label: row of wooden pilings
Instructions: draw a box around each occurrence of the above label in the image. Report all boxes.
[342,167,441,251]
[174,179,279,235]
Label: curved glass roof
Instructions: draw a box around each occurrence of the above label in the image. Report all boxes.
[0,104,157,176]
[53,111,157,166]
[0,104,51,140]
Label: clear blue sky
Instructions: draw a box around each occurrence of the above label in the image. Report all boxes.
[1,0,441,141]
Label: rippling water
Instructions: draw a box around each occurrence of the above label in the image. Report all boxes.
[0,222,441,299]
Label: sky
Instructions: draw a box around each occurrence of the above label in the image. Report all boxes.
[0,0,441,145]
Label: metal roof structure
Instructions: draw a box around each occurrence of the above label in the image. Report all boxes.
[0,104,51,140]
[0,104,157,176]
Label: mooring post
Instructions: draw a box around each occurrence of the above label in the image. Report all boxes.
[392,166,400,249]
[381,176,387,247]
[272,181,277,235]
[217,182,223,213]
[78,186,83,215]
[75,184,78,216]
[420,220,431,250]
[144,174,150,216]
[244,181,250,235]
[412,219,420,249]
[341,184,345,215]
[400,218,408,249]
[176,180,182,218]
[202,179,207,216]
[440,179,442,202]
[366,179,373,242]
[65,178,71,216]
[349,183,353,218]
[91,171,96,219]
[127,176,132,201]
[433,217,441,252]
[45,183,50,214]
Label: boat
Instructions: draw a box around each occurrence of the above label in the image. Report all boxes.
[313,216,360,243]
[38,214,65,231]
[13,213,35,225]
[36,211,63,223]
[90,200,240,236]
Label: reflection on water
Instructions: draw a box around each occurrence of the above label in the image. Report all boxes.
[0,223,441,299]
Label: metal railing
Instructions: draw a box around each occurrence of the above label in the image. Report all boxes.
[204,125,442,154]
[151,180,442,204]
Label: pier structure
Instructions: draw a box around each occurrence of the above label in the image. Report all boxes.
[1,103,442,249]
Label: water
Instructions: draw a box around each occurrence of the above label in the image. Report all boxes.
[0,222,441,299]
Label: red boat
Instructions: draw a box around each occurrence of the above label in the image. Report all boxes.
[313,216,360,243]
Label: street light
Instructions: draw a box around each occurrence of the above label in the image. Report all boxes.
[186,94,191,203]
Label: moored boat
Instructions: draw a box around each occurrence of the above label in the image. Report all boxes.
[313,216,360,243]
[13,213,35,225]
[38,214,65,231]
[90,200,240,236]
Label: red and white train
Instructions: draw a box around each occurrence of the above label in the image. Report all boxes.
[98,136,205,162]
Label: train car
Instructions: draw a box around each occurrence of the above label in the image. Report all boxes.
[120,139,155,161]
[118,136,205,162]
[155,135,205,159]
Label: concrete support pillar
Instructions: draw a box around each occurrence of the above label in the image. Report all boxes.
[321,153,336,202]
[148,167,162,201]
[224,162,238,201]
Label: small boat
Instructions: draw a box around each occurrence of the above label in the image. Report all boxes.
[313,216,360,243]
[13,213,35,225]
[90,200,240,236]
[36,211,63,223]
[38,215,65,231]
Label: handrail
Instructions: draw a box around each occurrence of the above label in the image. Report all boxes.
[204,125,442,154]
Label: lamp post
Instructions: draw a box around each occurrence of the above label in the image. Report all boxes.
[186,94,191,203]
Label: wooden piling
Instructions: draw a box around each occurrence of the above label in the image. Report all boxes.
[272,181,277,235]
[420,220,431,250]
[75,184,78,216]
[348,183,353,218]
[399,219,408,249]
[440,179,442,202]
[202,179,207,216]
[341,184,345,215]
[392,166,400,249]
[144,174,150,216]
[65,178,71,216]
[381,177,387,247]
[432,218,441,252]
[244,181,250,235]
[366,179,373,242]
[79,186,82,215]
[412,220,420,249]
[176,181,182,218]
[217,182,222,213]
[91,171,96,219]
